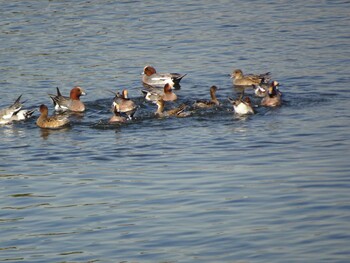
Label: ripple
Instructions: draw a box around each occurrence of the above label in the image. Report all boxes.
[1,1,350,262]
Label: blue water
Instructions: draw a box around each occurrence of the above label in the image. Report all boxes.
[1,1,350,262]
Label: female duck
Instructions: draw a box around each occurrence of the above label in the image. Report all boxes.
[36,104,70,129]
[231,69,271,86]
[193,86,220,108]
[154,97,189,118]
[109,106,127,124]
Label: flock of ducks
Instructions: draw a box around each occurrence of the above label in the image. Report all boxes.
[0,65,283,129]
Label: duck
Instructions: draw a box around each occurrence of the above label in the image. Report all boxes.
[261,81,282,107]
[154,97,189,118]
[193,85,220,108]
[49,86,86,112]
[142,65,187,88]
[253,84,267,97]
[231,69,271,86]
[271,80,282,96]
[36,104,70,129]
[142,83,177,102]
[228,95,255,115]
[8,109,35,123]
[0,95,35,125]
[253,81,281,98]
[109,108,127,124]
[112,89,137,119]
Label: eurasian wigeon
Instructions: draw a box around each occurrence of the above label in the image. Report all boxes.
[253,84,267,97]
[261,81,282,107]
[229,95,255,115]
[109,109,127,124]
[142,83,177,102]
[193,85,220,108]
[142,65,187,88]
[112,89,137,119]
[36,104,70,129]
[49,86,86,112]
[0,95,35,125]
[254,81,281,98]
[154,97,189,118]
[231,69,271,86]
[272,81,282,96]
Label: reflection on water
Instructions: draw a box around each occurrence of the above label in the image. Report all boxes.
[1,0,350,262]
[39,126,71,139]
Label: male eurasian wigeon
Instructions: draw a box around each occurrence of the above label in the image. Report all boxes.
[231,69,271,86]
[142,83,177,102]
[193,85,220,108]
[0,95,35,125]
[112,89,137,119]
[154,97,190,118]
[49,86,86,112]
[142,65,187,88]
[228,95,255,115]
[36,104,70,129]
[261,81,282,107]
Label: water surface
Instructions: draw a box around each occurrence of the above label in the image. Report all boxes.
[1,1,350,262]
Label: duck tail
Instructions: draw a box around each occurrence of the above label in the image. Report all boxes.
[176,104,187,114]
[48,93,60,107]
[24,109,36,118]
[260,72,271,83]
[48,87,62,106]
[176,74,187,81]
[56,87,62,96]
[13,94,22,104]
[141,90,149,96]
[228,97,234,103]
[10,94,23,111]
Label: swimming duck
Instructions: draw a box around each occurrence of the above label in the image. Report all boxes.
[228,95,255,115]
[231,69,271,86]
[193,85,220,108]
[253,84,267,97]
[109,107,127,124]
[0,95,35,124]
[261,81,282,107]
[36,104,70,129]
[271,80,282,96]
[154,97,189,118]
[253,81,281,98]
[142,83,177,102]
[49,86,86,112]
[112,89,137,119]
[8,109,35,123]
[142,65,187,88]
